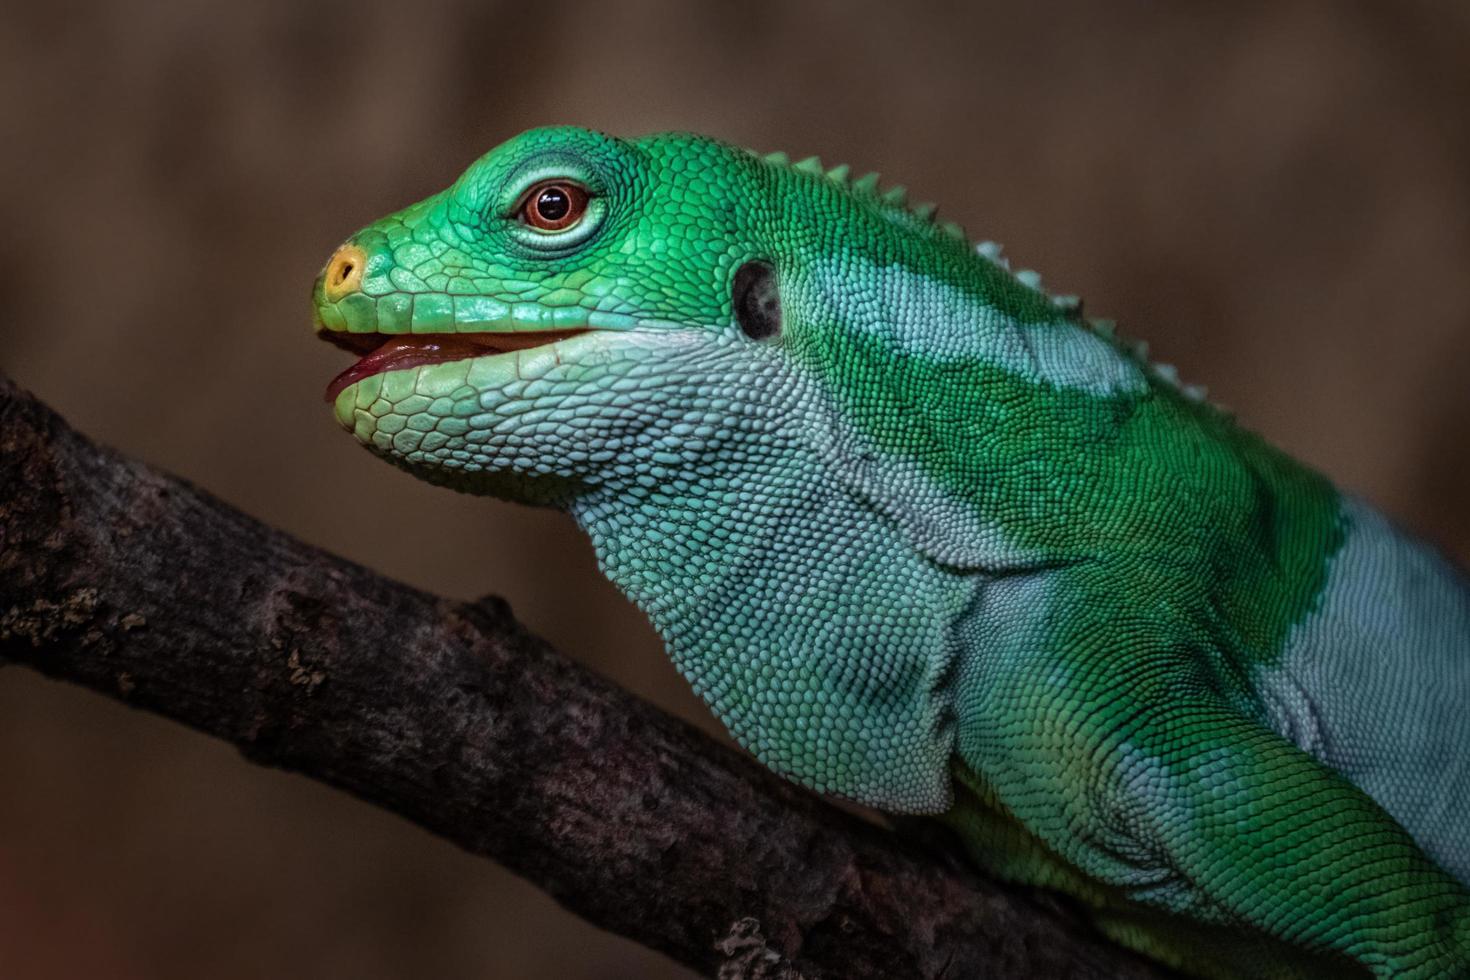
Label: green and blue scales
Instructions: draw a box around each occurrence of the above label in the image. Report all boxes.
[311,127,1470,978]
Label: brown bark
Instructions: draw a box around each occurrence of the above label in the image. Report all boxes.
[0,374,1169,979]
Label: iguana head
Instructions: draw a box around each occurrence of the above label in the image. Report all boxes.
[317,127,767,501]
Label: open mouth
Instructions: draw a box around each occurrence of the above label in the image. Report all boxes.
[320,329,589,402]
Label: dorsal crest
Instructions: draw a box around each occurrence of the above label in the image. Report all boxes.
[755,149,969,243]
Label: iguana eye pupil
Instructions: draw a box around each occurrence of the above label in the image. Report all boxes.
[536,188,569,220]
[518,180,589,231]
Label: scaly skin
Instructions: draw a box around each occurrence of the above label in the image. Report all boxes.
[311,127,1470,977]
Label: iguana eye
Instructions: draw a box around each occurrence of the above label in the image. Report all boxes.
[517,180,589,231]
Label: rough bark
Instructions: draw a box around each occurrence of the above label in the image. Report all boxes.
[0,374,1169,979]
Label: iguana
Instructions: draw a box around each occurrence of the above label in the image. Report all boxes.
[311,127,1470,978]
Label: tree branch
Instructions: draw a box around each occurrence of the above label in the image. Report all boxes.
[0,374,1168,979]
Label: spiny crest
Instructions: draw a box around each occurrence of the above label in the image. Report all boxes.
[972,240,1214,407]
[755,148,968,243]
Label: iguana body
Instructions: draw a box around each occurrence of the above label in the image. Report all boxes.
[311,127,1470,977]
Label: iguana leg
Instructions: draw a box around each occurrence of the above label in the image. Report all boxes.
[945,768,1362,978]
[959,639,1470,978]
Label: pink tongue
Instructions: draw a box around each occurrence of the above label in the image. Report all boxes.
[324,330,590,402]
[326,338,479,402]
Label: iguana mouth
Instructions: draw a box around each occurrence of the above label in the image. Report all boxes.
[321,329,590,401]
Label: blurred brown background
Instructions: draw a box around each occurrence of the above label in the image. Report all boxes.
[2,1,1467,977]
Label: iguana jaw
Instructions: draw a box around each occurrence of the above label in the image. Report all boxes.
[320,328,590,402]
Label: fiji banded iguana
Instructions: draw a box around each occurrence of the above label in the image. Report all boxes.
[310,127,1470,978]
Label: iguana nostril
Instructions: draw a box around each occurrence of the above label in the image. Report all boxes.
[322,243,366,301]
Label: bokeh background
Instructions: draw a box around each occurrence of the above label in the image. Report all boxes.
[3,1,1468,977]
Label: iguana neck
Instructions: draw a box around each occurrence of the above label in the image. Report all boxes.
[568,442,970,814]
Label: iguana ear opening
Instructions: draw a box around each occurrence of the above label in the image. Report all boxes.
[732,260,781,341]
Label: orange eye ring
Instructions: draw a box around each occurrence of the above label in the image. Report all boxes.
[517,180,590,231]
